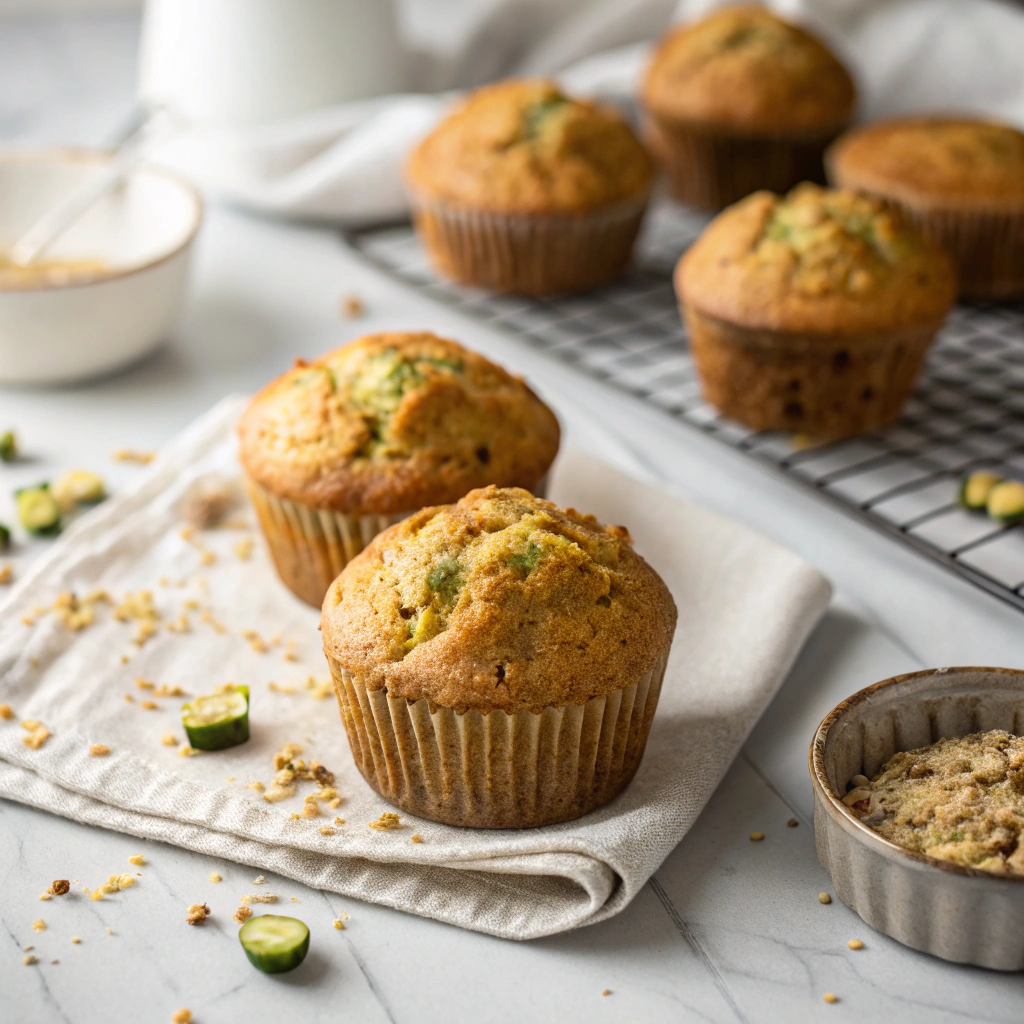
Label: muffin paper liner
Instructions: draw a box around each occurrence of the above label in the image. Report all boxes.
[247,475,550,608]
[882,202,1024,301]
[408,190,649,296]
[682,308,942,439]
[646,115,842,210]
[327,643,671,829]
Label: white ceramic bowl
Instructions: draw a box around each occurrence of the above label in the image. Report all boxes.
[0,149,202,385]
[810,666,1024,971]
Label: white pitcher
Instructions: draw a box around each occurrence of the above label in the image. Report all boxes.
[138,0,405,127]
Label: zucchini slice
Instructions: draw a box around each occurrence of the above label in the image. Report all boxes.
[959,471,1001,511]
[987,479,1024,526]
[15,485,61,536]
[53,470,106,511]
[181,686,249,751]
[238,914,310,974]
[0,431,16,463]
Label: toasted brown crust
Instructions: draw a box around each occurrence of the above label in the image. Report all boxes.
[642,5,855,136]
[406,78,652,215]
[827,117,1024,210]
[320,487,677,714]
[676,184,955,336]
[237,332,560,513]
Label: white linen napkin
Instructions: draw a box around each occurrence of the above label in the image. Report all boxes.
[146,0,1024,224]
[0,397,830,940]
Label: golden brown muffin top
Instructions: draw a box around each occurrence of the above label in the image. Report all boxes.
[828,117,1024,210]
[642,5,855,135]
[238,333,560,514]
[321,487,677,714]
[405,79,653,214]
[676,184,955,335]
[850,730,1024,877]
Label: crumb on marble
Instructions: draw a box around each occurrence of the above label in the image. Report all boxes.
[333,918,345,930]
[0,703,13,720]
[368,812,401,831]
[824,993,838,1004]
[140,700,158,711]
[89,743,111,757]
[252,875,266,885]
[787,818,799,827]
[185,902,210,926]
[340,294,365,319]
[847,939,863,950]
[178,744,200,758]
[128,855,146,866]
[90,873,136,901]
[38,893,50,901]
[171,1009,192,1024]
[602,989,612,996]
[233,905,252,924]
[71,937,80,944]
[161,732,178,747]
[240,893,277,905]
[112,448,155,465]
[31,919,45,932]
[22,955,37,965]
[818,893,832,905]
[749,831,764,842]
[209,872,222,883]
[48,880,70,896]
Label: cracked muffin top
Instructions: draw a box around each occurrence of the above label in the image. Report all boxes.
[405,78,653,214]
[321,486,677,714]
[827,117,1024,210]
[238,333,560,514]
[643,5,855,135]
[849,730,1024,877]
[676,184,955,335]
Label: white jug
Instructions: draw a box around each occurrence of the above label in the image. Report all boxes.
[138,0,405,127]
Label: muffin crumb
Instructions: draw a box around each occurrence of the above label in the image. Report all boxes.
[823,993,838,1004]
[340,294,365,319]
[786,818,799,827]
[368,813,402,831]
[171,1010,192,1024]
[48,880,70,896]
[89,743,111,757]
[847,939,864,950]
[749,831,765,842]
[818,893,832,905]
[185,902,210,925]
[233,906,252,924]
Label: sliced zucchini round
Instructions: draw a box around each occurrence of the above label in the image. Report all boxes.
[0,522,9,551]
[16,486,61,536]
[53,470,106,511]
[959,471,1001,511]
[181,687,249,751]
[987,479,1024,526]
[238,914,310,974]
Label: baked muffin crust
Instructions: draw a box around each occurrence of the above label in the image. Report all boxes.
[677,183,955,336]
[406,79,652,214]
[850,730,1024,877]
[238,333,560,513]
[828,117,1024,210]
[643,5,855,135]
[321,486,677,714]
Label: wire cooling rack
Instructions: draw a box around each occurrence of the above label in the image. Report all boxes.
[349,203,1024,614]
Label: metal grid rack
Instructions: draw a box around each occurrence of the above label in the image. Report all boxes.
[350,203,1024,614]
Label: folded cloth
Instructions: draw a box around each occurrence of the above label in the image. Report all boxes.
[145,0,1024,224]
[0,398,830,939]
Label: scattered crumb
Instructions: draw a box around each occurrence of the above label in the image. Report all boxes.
[253,875,266,885]
[113,590,160,646]
[89,743,111,757]
[31,919,46,932]
[38,893,50,901]
[106,927,113,934]
[0,565,12,585]
[234,537,254,561]
[818,893,832,905]
[71,937,80,944]
[333,918,345,930]
[154,683,186,698]
[125,694,134,703]
[178,744,200,758]
[290,897,299,903]
[89,873,136,900]
[120,655,129,664]
[21,720,50,750]
[139,700,158,711]
[602,989,612,997]
[824,993,838,1004]
[848,939,864,950]
[112,448,155,465]
[23,955,37,965]
[240,893,278,905]
[50,960,58,965]
[787,818,799,827]
[233,905,253,924]
[334,817,345,825]
[411,834,424,844]
[209,872,222,883]
[301,800,320,819]
[289,812,300,820]
[136,678,155,691]
[23,945,33,952]
[319,826,335,836]
[0,703,13,720]
[48,880,70,896]
[161,732,178,746]
[225,777,235,783]
[749,831,764,842]
[185,902,210,926]
[247,781,265,792]
[368,812,401,831]
[340,293,365,318]
[128,855,146,866]
[171,1009,192,1024]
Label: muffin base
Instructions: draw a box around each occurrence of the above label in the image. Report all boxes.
[647,116,842,210]
[683,308,942,438]
[326,645,670,829]
[408,190,649,296]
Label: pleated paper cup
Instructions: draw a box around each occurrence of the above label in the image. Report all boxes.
[327,643,671,829]
[247,475,551,609]
[646,115,843,210]
[408,189,650,296]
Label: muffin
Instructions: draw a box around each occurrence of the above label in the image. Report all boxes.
[405,78,653,295]
[827,117,1024,300]
[321,486,677,828]
[675,183,956,438]
[238,332,560,607]
[642,5,855,209]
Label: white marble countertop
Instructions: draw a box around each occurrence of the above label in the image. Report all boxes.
[2,14,1024,1024]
